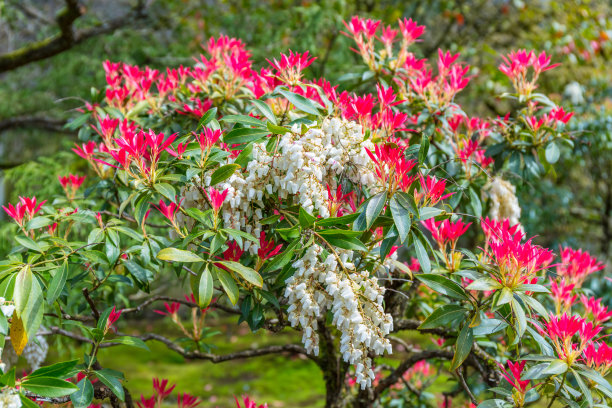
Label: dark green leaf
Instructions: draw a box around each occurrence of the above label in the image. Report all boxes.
[21,377,78,397]
[223,128,269,145]
[71,378,93,408]
[451,323,473,370]
[419,305,467,329]
[278,89,320,116]
[416,273,469,301]
[210,164,241,186]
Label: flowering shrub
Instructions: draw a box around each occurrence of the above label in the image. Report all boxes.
[0,14,608,408]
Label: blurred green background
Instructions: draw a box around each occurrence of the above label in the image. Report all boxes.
[0,0,611,406]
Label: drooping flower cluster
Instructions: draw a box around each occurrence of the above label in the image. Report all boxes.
[178,117,376,254]
[284,245,393,389]
[484,178,521,226]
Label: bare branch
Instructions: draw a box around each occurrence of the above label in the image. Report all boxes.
[0,116,72,133]
[0,0,148,73]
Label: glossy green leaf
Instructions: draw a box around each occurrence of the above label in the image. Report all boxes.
[157,248,204,263]
[450,323,473,370]
[217,261,263,287]
[216,267,239,305]
[47,262,68,305]
[416,274,469,301]
[210,164,241,185]
[21,376,78,397]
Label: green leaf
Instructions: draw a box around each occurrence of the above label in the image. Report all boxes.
[95,369,124,401]
[217,261,263,287]
[451,323,473,370]
[223,127,269,145]
[476,400,507,408]
[472,318,508,336]
[418,207,444,221]
[542,359,568,376]
[153,183,176,202]
[47,262,68,305]
[323,236,368,252]
[26,217,53,230]
[412,231,431,273]
[21,377,78,397]
[157,248,204,263]
[234,142,254,168]
[198,267,214,308]
[419,132,430,164]
[353,192,386,231]
[13,266,44,341]
[299,207,316,228]
[416,274,469,301]
[278,89,320,116]
[71,378,93,408]
[267,122,289,135]
[468,187,482,219]
[389,196,412,244]
[106,336,150,351]
[466,278,502,291]
[511,298,527,337]
[210,164,241,185]
[571,368,593,408]
[15,235,43,252]
[29,360,78,379]
[419,305,467,329]
[545,142,560,164]
[262,239,300,274]
[251,99,278,125]
[20,394,43,408]
[216,267,239,305]
[221,115,266,127]
[196,107,217,130]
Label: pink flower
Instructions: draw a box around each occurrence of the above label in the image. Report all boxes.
[326,184,354,217]
[106,306,122,331]
[3,201,26,227]
[136,395,156,408]
[556,247,605,288]
[422,218,471,249]
[547,106,573,124]
[154,302,181,316]
[267,50,316,85]
[152,199,181,224]
[166,141,189,159]
[58,174,86,198]
[544,313,602,362]
[257,231,282,261]
[153,378,175,400]
[499,360,530,393]
[550,279,576,313]
[583,342,612,375]
[235,395,268,408]
[177,392,201,408]
[414,175,452,206]
[581,295,612,324]
[195,128,222,152]
[398,18,425,44]
[204,187,229,213]
[365,142,417,194]
[19,196,46,219]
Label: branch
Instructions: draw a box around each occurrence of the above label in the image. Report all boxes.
[0,116,73,134]
[41,326,314,363]
[0,0,148,73]
[373,349,454,398]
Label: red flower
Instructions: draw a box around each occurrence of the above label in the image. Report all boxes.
[222,241,244,262]
[422,218,471,249]
[581,295,612,324]
[154,302,181,316]
[326,184,354,217]
[365,142,417,194]
[235,395,268,408]
[398,18,425,44]
[19,196,46,219]
[583,342,612,375]
[153,378,176,400]
[414,175,452,206]
[195,128,222,152]
[178,392,201,408]
[136,395,156,408]
[58,174,86,199]
[257,231,282,260]
[152,199,182,224]
[544,313,602,362]
[267,50,316,85]
[499,360,530,393]
[550,278,576,313]
[106,306,122,331]
[556,247,605,288]
[204,187,229,213]
[3,201,26,227]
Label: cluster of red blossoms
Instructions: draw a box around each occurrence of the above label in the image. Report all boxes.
[3,196,46,229]
[134,377,267,408]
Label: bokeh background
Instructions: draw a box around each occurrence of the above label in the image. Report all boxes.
[0,0,610,406]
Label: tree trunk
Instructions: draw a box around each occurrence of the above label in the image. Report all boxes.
[317,323,348,408]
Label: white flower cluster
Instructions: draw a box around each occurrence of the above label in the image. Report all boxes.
[0,389,21,408]
[179,117,376,254]
[0,298,15,318]
[1,330,48,372]
[485,178,521,226]
[284,244,393,389]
